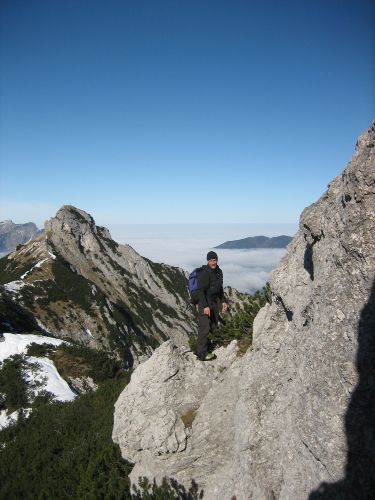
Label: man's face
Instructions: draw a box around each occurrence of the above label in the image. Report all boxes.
[207,258,218,270]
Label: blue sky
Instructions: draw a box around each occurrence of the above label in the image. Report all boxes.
[0,0,374,226]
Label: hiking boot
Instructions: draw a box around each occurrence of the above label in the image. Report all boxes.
[198,353,216,361]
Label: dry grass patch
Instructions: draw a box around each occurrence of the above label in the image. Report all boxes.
[33,304,53,323]
[48,300,69,316]
[25,261,54,283]
[51,349,91,380]
[180,409,197,429]
[237,336,252,356]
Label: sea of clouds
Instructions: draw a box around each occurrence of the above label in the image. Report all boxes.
[108,223,298,294]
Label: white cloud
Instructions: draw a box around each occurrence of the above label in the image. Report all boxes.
[109,224,293,293]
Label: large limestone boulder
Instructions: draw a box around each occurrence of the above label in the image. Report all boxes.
[112,122,375,499]
[112,340,240,489]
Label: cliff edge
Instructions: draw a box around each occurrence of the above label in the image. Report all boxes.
[113,122,375,499]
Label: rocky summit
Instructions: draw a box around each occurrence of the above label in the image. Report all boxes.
[112,121,375,499]
[0,206,195,366]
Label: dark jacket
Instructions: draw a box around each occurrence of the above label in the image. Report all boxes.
[197,265,224,308]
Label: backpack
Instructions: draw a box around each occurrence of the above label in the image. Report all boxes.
[187,265,206,304]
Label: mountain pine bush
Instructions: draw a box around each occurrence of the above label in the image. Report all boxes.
[0,375,132,499]
[189,283,271,354]
[210,283,271,353]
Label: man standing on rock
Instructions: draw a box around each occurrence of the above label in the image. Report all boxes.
[196,251,228,361]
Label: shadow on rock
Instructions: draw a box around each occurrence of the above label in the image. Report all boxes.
[309,279,375,499]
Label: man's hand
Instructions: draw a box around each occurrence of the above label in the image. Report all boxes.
[203,306,210,316]
[221,302,228,313]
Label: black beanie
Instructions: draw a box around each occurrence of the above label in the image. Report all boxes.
[207,251,218,261]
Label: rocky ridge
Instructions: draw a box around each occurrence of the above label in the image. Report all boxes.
[112,121,375,498]
[0,220,41,254]
[215,235,292,249]
[0,206,195,366]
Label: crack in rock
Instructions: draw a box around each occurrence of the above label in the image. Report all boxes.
[163,368,180,382]
[302,441,332,478]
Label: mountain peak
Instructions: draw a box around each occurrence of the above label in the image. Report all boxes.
[1,205,195,365]
[44,205,120,266]
[46,205,97,235]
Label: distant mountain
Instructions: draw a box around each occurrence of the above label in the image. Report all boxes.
[215,235,293,249]
[0,220,42,253]
[0,205,195,367]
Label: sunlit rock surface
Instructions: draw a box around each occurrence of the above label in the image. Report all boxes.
[113,122,375,498]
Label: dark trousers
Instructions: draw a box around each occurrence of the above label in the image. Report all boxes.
[196,300,219,359]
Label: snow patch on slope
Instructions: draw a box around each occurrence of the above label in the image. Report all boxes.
[0,333,76,430]
[20,258,49,279]
[3,280,26,293]
[0,333,63,363]
[26,356,75,402]
[0,410,18,430]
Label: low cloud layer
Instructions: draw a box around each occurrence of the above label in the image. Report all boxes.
[0,200,58,228]
[218,249,287,292]
[109,224,295,294]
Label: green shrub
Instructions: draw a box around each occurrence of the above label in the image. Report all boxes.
[132,476,203,499]
[0,294,42,333]
[209,283,270,353]
[188,334,197,353]
[188,284,271,355]
[0,375,131,499]
[49,255,93,312]
[0,255,32,285]
[0,354,57,413]
[26,342,57,357]
[49,343,121,384]
[0,355,28,412]
[0,350,203,498]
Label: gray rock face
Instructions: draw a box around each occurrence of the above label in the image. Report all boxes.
[112,122,375,498]
[0,220,41,253]
[0,206,195,365]
[112,340,241,491]
[68,376,98,394]
[45,206,195,348]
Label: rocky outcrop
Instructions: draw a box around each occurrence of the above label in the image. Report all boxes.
[0,220,41,254]
[113,340,240,488]
[0,206,195,366]
[112,122,375,498]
